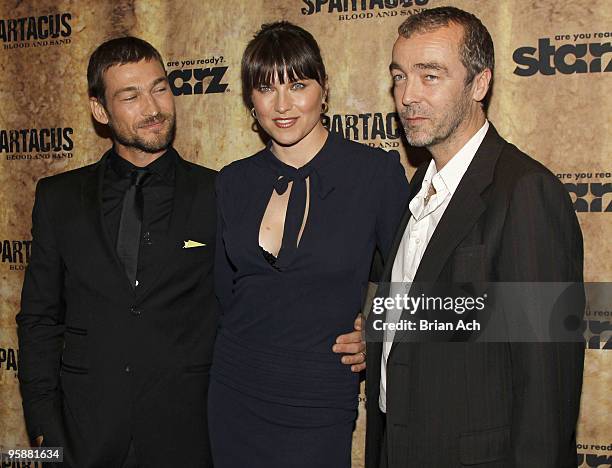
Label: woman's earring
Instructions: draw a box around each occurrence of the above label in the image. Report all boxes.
[321,101,329,114]
[250,108,259,132]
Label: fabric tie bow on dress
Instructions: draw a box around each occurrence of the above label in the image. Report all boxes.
[270,165,334,269]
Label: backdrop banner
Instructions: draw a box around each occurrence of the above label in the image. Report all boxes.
[1,1,610,467]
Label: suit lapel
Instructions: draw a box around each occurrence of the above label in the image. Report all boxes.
[413,125,504,282]
[136,156,199,299]
[81,150,136,294]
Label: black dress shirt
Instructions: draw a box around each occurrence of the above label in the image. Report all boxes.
[102,148,177,290]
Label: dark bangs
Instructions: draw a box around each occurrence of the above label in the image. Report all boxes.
[241,21,327,108]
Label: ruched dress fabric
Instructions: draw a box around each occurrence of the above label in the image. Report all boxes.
[209,132,409,468]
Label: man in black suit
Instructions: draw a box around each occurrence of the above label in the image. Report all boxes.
[366,7,584,468]
[17,37,366,467]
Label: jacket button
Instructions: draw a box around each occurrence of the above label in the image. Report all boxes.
[130,307,142,316]
[125,364,131,373]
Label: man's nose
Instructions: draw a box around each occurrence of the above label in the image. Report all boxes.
[400,75,422,107]
[142,93,162,116]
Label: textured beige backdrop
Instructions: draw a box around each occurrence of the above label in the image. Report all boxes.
[1,1,610,466]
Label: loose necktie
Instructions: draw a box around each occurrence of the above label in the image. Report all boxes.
[116,168,149,288]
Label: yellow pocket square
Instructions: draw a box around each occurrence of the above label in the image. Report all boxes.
[183,240,207,249]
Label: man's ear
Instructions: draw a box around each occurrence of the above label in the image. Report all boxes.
[471,68,492,103]
[89,97,110,125]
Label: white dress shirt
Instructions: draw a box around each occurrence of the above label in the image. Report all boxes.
[379,120,489,413]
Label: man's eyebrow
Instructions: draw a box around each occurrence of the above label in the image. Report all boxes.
[414,62,448,72]
[114,86,139,97]
[151,76,168,87]
[389,62,402,72]
[113,77,168,97]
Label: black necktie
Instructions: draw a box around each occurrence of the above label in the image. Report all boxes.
[116,168,149,288]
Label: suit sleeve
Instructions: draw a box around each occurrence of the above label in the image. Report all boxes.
[373,151,410,276]
[214,169,236,313]
[497,171,584,467]
[16,179,66,441]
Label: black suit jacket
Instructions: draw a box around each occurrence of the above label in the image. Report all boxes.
[365,125,584,467]
[17,150,217,467]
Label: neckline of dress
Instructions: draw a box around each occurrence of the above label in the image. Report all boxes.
[262,130,335,175]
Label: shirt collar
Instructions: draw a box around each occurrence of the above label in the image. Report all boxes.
[409,120,489,219]
[432,120,489,196]
[109,146,177,183]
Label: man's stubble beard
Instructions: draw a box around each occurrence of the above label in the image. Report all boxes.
[401,86,472,148]
[110,112,177,154]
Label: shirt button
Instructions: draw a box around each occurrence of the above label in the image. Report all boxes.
[415,239,421,244]
[125,364,131,373]
[130,307,142,316]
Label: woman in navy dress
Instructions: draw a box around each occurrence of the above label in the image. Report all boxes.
[208,21,409,467]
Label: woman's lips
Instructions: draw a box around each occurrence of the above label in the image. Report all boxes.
[273,118,298,128]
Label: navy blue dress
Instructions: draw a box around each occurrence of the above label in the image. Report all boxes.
[209,132,408,467]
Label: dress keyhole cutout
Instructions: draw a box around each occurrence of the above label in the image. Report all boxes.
[259,177,310,258]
